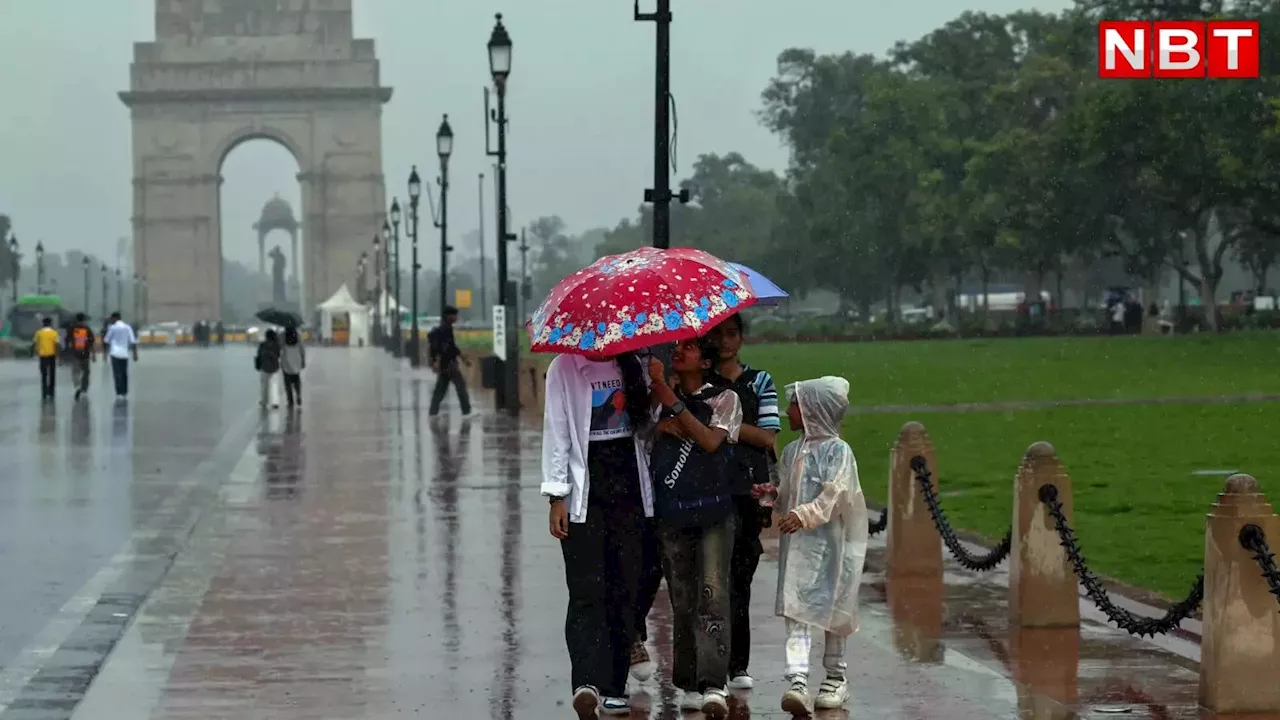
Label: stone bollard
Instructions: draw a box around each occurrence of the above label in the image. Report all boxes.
[1009,442,1079,628]
[886,421,942,577]
[1011,627,1079,720]
[886,574,944,663]
[1199,474,1280,714]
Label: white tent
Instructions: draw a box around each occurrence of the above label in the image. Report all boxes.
[317,284,371,346]
[375,289,406,333]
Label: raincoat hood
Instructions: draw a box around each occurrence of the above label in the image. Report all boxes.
[787,376,850,440]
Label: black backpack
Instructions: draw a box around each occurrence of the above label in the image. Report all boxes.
[651,386,736,528]
[711,369,772,497]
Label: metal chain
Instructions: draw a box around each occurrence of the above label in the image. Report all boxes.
[909,456,1011,571]
[868,510,887,536]
[1238,524,1280,612]
[1038,483,1203,636]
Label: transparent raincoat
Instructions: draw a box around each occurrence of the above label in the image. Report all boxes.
[774,376,869,636]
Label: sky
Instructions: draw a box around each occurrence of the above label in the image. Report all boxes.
[0,0,1070,270]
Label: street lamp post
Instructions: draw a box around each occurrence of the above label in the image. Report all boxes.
[381,222,393,351]
[635,0,690,250]
[484,12,519,414]
[132,273,140,322]
[35,241,45,294]
[519,227,530,321]
[82,257,90,314]
[408,168,423,367]
[372,235,383,346]
[434,115,454,319]
[357,251,368,304]
[115,268,123,316]
[390,200,403,357]
[8,235,18,306]
[478,172,488,321]
[100,263,109,317]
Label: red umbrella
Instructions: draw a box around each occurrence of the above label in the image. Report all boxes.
[528,246,757,357]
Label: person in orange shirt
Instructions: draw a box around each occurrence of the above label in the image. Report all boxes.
[33,317,60,400]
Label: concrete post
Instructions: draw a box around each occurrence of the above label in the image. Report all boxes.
[1009,442,1080,628]
[1011,627,1079,720]
[886,574,944,663]
[887,421,942,577]
[1199,473,1280,714]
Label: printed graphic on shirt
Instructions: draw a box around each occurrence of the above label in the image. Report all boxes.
[589,378,633,439]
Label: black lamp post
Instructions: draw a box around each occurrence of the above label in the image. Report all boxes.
[435,114,454,318]
[519,226,531,320]
[100,263,108,318]
[115,268,123,316]
[372,234,383,345]
[408,167,423,367]
[34,241,45,294]
[635,0,690,250]
[484,12,519,414]
[8,235,19,306]
[82,257,90,314]
[132,273,140,323]
[390,200,403,357]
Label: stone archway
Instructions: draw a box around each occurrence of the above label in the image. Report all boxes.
[120,0,391,323]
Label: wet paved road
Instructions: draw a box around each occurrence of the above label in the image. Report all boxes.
[0,349,1267,718]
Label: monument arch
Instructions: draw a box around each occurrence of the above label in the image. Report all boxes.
[121,0,390,323]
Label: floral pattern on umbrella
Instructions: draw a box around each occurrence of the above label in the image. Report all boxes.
[529,247,756,357]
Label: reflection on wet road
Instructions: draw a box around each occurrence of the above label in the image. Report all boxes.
[0,349,1262,719]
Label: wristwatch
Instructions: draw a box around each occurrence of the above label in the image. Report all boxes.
[667,399,687,416]
[547,495,565,506]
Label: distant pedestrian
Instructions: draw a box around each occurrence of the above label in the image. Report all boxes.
[427,306,472,416]
[33,317,60,400]
[66,313,97,401]
[255,329,282,409]
[103,312,139,400]
[755,376,868,715]
[280,326,306,409]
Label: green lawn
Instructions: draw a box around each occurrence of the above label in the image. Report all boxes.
[738,332,1280,598]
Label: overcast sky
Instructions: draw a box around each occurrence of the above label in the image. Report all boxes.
[0,0,1068,269]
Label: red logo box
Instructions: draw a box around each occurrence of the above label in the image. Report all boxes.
[1098,20,1260,79]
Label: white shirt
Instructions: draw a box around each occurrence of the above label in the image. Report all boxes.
[541,354,653,523]
[104,320,137,359]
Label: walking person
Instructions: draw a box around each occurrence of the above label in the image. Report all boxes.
[280,326,306,409]
[648,336,742,719]
[103,312,139,400]
[255,329,282,409]
[753,376,869,714]
[427,306,471,417]
[709,313,780,691]
[66,313,96,401]
[542,351,654,717]
[34,317,60,400]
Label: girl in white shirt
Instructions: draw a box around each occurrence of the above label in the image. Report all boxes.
[541,351,654,717]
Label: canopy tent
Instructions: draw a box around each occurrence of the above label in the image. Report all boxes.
[317,283,371,346]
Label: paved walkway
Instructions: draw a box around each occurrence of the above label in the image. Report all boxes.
[0,349,1268,719]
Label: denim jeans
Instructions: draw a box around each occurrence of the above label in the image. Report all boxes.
[657,513,736,693]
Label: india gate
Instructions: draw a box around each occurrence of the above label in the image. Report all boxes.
[120,0,390,323]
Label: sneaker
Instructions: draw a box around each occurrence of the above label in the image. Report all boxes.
[814,677,849,709]
[629,641,655,682]
[571,685,599,717]
[781,679,809,716]
[701,688,729,719]
[727,673,754,690]
[599,696,630,715]
[679,690,704,711]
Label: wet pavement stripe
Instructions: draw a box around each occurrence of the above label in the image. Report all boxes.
[0,408,259,720]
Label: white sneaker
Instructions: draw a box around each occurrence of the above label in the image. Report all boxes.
[679,690,704,711]
[629,640,655,682]
[814,677,849,709]
[727,673,754,689]
[571,685,599,717]
[781,679,810,716]
[599,696,630,715]
[701,688,730,719]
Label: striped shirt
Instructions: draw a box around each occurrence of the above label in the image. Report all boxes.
[742,365,780,431]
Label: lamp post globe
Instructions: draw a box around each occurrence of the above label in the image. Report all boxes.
[436,115,454,161]
[390,198,402,227]
[488,13,513,85]
[82,256,90,315]
[408,168,422,204]
[34,241,43,261]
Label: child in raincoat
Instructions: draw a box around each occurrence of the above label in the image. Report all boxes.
[753,375,868,714]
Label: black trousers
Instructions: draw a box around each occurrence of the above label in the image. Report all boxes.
[282,373,302,406]
[728,496,764,676]
[428,359,471,415]
[634,518,664,644]
[560,438,651,697]
[39,356,56,398]
[110,356,129,396]
[71,355,90,394]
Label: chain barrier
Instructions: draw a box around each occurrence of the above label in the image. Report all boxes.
[1038,483,1203,636]
[909,456,1011,571]
[868,510,887,536]
[1238,524,1280,612]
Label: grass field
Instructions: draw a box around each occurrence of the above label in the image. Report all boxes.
[741,332,1280,598]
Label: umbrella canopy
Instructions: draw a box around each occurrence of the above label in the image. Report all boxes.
[731,263,789,305]
[529,246,757,357]
[256,307,302,328]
